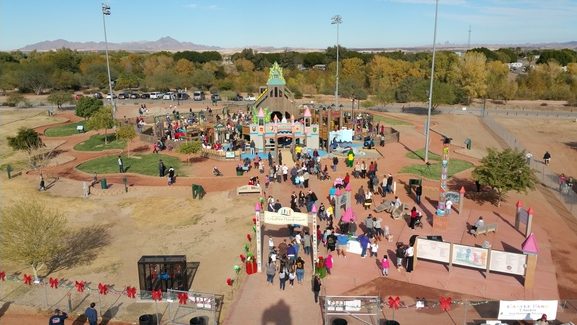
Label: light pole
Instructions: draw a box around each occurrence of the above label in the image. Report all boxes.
[102,3,116,119]
[331,15,342,129]
[424,0,439,163]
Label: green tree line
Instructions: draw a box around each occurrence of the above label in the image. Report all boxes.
[0,47,576,105]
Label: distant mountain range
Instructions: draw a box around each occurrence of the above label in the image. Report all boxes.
[17,36,577,53]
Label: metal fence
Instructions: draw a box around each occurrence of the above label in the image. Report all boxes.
[481,115,577,217]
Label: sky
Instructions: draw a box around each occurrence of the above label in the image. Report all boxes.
[1,0,576,51]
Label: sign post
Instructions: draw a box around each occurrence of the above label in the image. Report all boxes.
[255,202,262,273]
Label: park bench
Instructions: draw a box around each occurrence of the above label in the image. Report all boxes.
[391,203,409,220]
[473,224,497,237]
[237,184,262,195]
[374,200,393,213]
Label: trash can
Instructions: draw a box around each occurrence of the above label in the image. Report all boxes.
[100,178,108,189]
[465,138,472,150]
[332,318,347,325]
[139,314,154,325]
[236,169,244,176]
[190,316,207,325]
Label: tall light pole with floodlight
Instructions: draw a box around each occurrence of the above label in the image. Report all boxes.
[102,3,116,118]
[424,0,439,163]
[331,15,342,129]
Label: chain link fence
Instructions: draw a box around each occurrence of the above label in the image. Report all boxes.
[481,115,577,217]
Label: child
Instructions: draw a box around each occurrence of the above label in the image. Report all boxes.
[288,266,296,287]
[370,240,379,257]
[381,255,390,276]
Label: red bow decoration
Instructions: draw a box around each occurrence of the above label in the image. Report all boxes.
[439,296,452,311]
[246,234,252,242]
[387,296,401,310]
[226,278,233,286]
[252,217,257,224]
[126,286,137,298]
[151,289,163,301]
[49,277,59,289]
[75,281,85,293]
[23,274,33,285]
[240,254,246,262]
[98,283,108,295]
[177,292,188,304]
[0,271,5,281]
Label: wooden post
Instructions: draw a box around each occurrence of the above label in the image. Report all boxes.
[524,253,538,289]
[255,203,262,273]
[526,208,534,237]
[413,237,419,269]
[458,186,465,215]
[448,243,453,271]
[515,200,523,231]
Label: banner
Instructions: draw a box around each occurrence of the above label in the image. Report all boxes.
[498,300,558,320]
[416,238,451,263]
[490,251,527,276]
[264,208,309,225]
[451,244,488,269]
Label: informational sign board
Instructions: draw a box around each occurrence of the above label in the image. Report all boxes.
[264,207,309,225]
[445,191,460,204]
[225,151,235,159]
[416,238,451,263]
[451,244,488,269]
[498,300,558,320]
[346,238,362,255]
[489,251,527,276]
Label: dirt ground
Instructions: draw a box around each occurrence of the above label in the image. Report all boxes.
[1,99,577,324]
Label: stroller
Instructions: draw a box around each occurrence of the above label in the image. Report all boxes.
[213,167,223,176]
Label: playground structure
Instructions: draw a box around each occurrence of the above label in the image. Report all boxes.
[249,62,320,152]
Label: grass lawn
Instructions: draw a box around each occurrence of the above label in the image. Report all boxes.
[406,149,442,161]
[403,147,473,179]
[45,121,87,137]
[400,159,473,179]
[372,115,411,126]
[74,134,126,151]
[77,154,183,176]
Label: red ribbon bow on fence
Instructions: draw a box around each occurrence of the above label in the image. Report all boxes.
[387,296,401,310]
[177,292,188,304]
[226,278,233,286]
[75,281,85,293]
[49,277,59,289]
[151,289,163,301]
[439,296,452,311]
[246,234,252,242]
[98,283,108,295]
[239,254,246,262]
[0,271,5,281]
[126,286,137,299]
[23,274,33,285]
[252,217,256,225]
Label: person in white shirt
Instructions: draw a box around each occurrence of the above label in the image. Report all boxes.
[445,199,453,215]
[470,216,485,234]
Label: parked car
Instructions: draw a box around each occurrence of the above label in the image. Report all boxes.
[118,93,129,99]
[244,93,256,101]
[162,92,173,100]
[140,93,150,99]
[150,92,163,99]
[93,92,103,99]
[106,93,117,100]
[175,93,190,100]
[129,93,140,99]
[193,91,205,101]
[211,93,221,102]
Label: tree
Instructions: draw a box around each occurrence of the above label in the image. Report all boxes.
[47,91,72,109]
[7,127,44,155]
[75,96,103,118]
[472,148,537,206]
[177,140,202,164]
[116,124,137,156]
[86,106,115,144]
[0,200,68,280]
[450,52,487,104]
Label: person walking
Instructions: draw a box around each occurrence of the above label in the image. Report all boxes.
[278,264,288,290]
[288,266,296,287]
[381,255,390,277]
[117,155,124,173]
[325,254,334,275]
[49,309,68,324]
[445,199,453,215]
[332,156,339,172]
[543,151,551,165]
[167,167,175,185]
[39,173,46,191]
[405,245,414,273]
[313,275,322,303]
[84,302,98,325]
[415,185,422,204]
[396,243,405,270]
[266,258,276,285]
[158,159,166,177]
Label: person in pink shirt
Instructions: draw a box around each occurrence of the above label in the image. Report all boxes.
[381,255,390,276]
[325,254,334,275]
